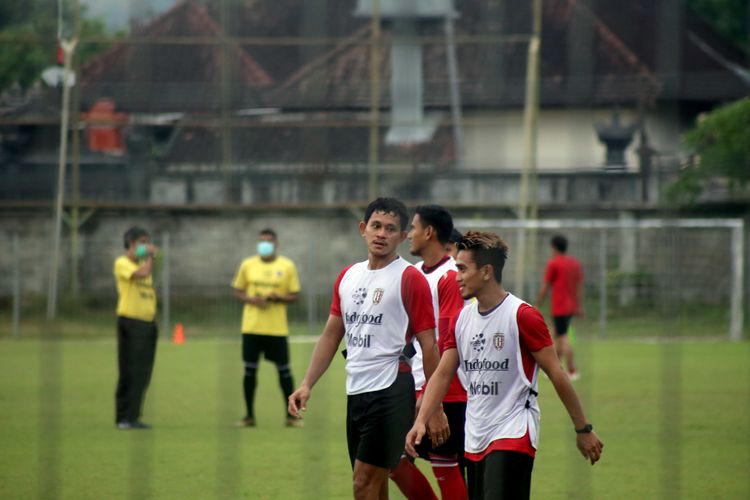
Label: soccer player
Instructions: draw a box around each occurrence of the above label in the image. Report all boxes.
[113,227,158,430]
[288,197,447,500]
[536,234,584,380]
[390,205,467,500]
[232,228,301,427]
[406,231,603,500]
[445,228,462,260]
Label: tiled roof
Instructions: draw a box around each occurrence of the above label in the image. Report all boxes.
[271,0,663,109]
[79,0,273,112]
[272,0,748,109]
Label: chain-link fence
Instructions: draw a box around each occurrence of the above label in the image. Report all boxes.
[0,216,744,341]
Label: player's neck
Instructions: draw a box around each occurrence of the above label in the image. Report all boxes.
[476,283,508,313]
[368,252,399,270]
[420,244,447,268]
[260,255,277,263]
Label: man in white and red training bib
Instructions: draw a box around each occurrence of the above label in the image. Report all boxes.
[406,231,604,500]
[390,205,468,500]
[289,197,448,500]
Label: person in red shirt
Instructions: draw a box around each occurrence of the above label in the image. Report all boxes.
[405,231,603,499]
[537,235,583,380]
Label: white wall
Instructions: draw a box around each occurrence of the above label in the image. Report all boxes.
[462,107,683,171]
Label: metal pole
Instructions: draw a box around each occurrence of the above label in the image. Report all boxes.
[445,14,464,169]
[46,38,77,320]
[514,0,542,298]
[12,233,21,339]
[306,240,316,336]
[70,0,82,297]
[161,233,171,339]
[367,0,381,201]
[599,229,607,337]
[526,0,541,223]
[730,223,744,341]
[219,0,232,203]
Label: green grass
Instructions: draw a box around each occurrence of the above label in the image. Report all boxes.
[1,294,743,341]
[1,337,748,499]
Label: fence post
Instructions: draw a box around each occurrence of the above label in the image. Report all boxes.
[12,233,21,339]
[730,223,744,342]
[599,229,607,337]
[161,233,171,339]
[306,233,316,336]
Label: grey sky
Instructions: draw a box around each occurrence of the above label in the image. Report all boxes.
[80,0,178,30]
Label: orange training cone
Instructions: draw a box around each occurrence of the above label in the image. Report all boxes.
[172,323,185,345]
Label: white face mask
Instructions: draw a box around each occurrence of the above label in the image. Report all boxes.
[257,241,275,257]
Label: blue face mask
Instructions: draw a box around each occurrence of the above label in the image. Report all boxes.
[257,241,275,257]
[135,243,149,259]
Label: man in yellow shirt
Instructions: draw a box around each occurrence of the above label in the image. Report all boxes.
[113,227,158,430]
[232,228,301,427]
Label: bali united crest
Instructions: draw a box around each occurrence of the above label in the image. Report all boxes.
[493,333,505,351]
[372,288,385,305]
[352,287,368,305]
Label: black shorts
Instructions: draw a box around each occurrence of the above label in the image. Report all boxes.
[466,450,534,500]
[414,401,466,459]
[553,315,573,336]
[346,371,415,470]
[242,334,290,367]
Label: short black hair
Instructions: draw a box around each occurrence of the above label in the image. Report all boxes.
[449,228,463,244]
[457,231,510,283]
[551,235,568,253]
[123,226,149,249]
[364,197,409,231]
[259,228,277,240]
[415,205,454,244]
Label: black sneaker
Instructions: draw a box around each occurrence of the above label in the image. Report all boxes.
[116,421,132,430]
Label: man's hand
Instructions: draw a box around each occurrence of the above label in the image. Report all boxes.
[248,296,269,309]
[147,244,158,257]
[426,409,450,448]
[576,431,604,465]
[405,422,427,458]
[288,385,311,418]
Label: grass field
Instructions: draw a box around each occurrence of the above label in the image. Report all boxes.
[1,337,749,499]
[0,295,741,341]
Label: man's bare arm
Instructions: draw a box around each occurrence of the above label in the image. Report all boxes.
[405,349,459,457]
[532,345,604,464]
[288,314,345,417]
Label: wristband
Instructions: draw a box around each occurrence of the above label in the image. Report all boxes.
[575,424,593,434]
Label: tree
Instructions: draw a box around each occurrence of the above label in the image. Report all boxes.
[669,97,750,202]
[687,0,750,50]
[0,1,113,91]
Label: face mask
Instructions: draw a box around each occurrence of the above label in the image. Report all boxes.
[257,241,275,257]
[135,243,149,259]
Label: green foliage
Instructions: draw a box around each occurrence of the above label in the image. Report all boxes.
[668,97,750,203]
[606,270,655,306]
[0,2,115,91]
[687,0,750,49]
[0,25,54,90]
